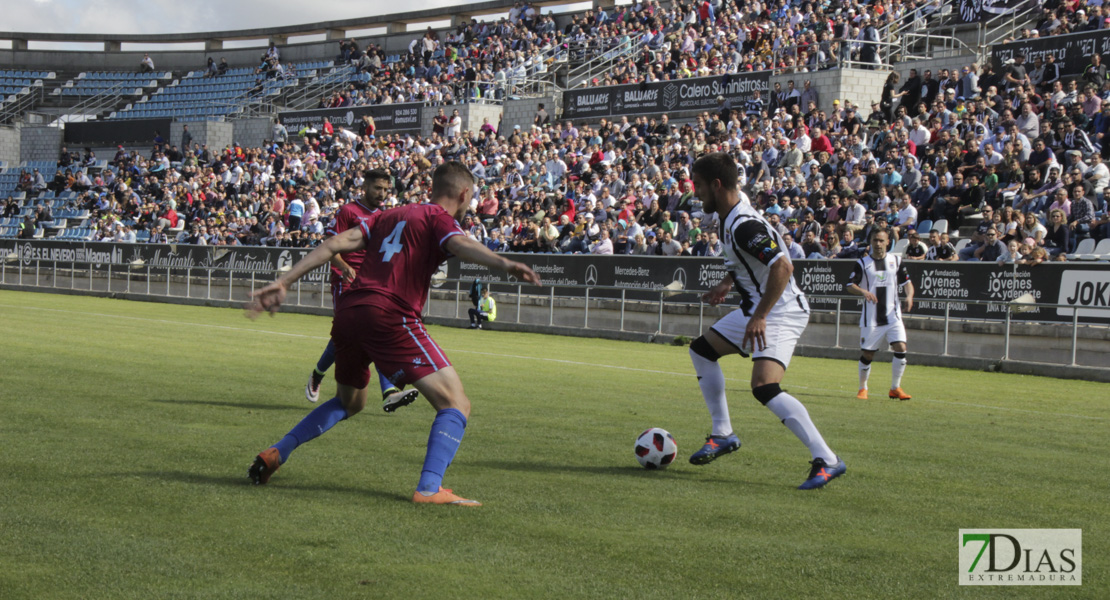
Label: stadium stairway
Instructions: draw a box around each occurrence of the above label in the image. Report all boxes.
[891,0,1041,64]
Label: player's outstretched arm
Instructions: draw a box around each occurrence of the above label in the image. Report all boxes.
[845,283,877,303]
[247,229,366,318]
[445,235,542,285]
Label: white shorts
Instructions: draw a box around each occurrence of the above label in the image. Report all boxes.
[710,306,810,369]
[860,321,907,351]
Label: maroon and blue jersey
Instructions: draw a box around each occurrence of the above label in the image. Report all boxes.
[327,200,378,287]
[338,203,465,318]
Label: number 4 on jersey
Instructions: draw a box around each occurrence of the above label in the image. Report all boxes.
[380,221,407,262]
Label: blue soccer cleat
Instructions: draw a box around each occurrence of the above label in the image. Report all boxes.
[689,433,741,465]
[798,456,847,490]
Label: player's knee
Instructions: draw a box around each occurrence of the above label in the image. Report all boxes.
[340,393,366,415]
[689,336,721,362]
[859,355,873,365]
[751,383,782,405]
[443,394,471,419]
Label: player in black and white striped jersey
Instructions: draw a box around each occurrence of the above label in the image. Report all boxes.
[845,228,915,401]
[744,89,765,118]
[686,152,845,490]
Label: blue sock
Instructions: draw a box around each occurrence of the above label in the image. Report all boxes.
[416,408,468,494]
[315,339,336,374]
[272,396,349,463]
[378,370,396,394]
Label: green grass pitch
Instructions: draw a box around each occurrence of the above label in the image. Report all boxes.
[0,289,1105,599]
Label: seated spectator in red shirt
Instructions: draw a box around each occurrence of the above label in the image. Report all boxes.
[811,125,833,155]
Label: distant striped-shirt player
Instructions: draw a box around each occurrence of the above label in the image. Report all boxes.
[686,152,845,490]
[745,89,765,117]
[845,228,915,401]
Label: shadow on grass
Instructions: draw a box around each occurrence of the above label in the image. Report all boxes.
[120,470,409,503]
[470,459,742,483]
[150,398,309,412]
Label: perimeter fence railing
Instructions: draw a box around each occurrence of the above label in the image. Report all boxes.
[2,257,1107,370]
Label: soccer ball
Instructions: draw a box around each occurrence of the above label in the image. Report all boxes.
[634,428,678,469]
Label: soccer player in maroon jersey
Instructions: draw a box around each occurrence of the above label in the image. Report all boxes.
[247,162,540,506]
[304,168,417,413]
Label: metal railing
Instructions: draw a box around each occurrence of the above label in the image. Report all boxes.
[977,0,1041,57]
[2,257,1106,369]
[55,81,137,124]
[281,65,356,111]
[503,77,560,101]
[0,85,45,124]
[899,32,977,62]
[115,75,289,121]
[566,37,646,89]
[771,38,900,74]
[810,294,1106,368]
[881,0,952,40]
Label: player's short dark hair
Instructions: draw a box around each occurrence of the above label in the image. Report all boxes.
[691,152,738,190]
[869,226,891,244]
[363,169,392,186]
[432,161,475,198]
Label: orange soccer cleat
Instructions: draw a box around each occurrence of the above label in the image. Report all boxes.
[856,388,868,400]
[248,447,282,485]
[412,487,482,506]
[889,387,912,400]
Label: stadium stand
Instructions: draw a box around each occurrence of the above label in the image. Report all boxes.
[110,66,298,121]
[55,71,171,97]
[0,0,1107,262]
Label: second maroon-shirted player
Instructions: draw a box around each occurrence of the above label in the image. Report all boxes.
[248,161,540,506]
[305,169,411,410]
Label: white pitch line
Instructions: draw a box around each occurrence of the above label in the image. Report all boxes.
[0,301,1103,422]
[911,398,1105,421]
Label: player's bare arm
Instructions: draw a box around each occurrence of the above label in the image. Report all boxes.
[329,254,357,283]
[743,257,792,352]
[247,228,367,318]
[846,282,878,303]
[445,235,542,285]
[702,272,734,306]
[903,281,914,312]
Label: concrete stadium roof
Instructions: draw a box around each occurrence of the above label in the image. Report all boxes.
[0,0,594,50]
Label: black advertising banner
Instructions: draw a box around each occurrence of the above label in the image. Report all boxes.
[64,118,173,146]
[991,29,1110,79]
[0,239,331,284]
[2,239,1108,323]
[445,254,729,301]
[563,71,771,120]
[444,254,1110,323]
[277,103,422,134]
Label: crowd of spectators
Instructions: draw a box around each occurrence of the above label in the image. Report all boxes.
[1003,0,1110,42]
[316,3,561,108]
[311,0,1110,111]
[3,0,1109,263]
[578,0,906,85]
[312,0,940,110]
